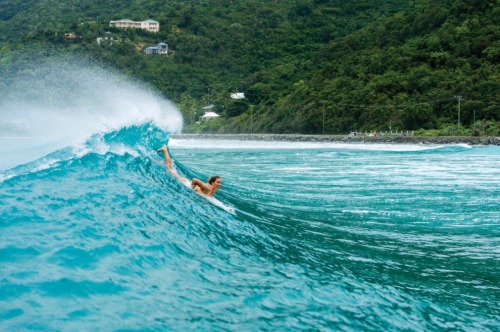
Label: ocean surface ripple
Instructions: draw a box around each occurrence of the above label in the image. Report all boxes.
[1,125,499,331]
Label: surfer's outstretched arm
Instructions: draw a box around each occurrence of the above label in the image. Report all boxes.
[191,178,210,192]
[157,145,187,182]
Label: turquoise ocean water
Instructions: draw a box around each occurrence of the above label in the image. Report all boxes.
[1,60,499,331]
[1,126,499,331]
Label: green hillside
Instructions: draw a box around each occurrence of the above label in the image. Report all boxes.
[0,0,498,135]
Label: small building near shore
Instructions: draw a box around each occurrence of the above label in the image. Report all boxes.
[230,92,245,99]
[199,112,220,121]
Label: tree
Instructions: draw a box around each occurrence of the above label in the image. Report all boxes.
[402,103,435,130]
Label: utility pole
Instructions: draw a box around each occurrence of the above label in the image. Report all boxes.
[322,101,326,135]
[454,95,463,128]
[250,105,253,134]
[473,109,477,135]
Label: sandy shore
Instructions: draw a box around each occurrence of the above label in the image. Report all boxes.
[171,134,500,145]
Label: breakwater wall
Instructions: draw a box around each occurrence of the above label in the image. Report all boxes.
[171,134,500,146]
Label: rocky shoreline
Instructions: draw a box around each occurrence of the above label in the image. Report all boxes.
[171,134,500,146]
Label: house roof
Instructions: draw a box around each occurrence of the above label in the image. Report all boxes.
[231,92,245,99]
[201,112,220,118]
[111,19,158,23]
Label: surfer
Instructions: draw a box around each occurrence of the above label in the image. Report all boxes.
[156,144,222,197]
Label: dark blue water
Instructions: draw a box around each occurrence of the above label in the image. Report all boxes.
[1,124,499,331]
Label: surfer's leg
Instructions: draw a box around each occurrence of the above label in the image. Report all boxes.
[157,145,173,169]
[157,145,189,183]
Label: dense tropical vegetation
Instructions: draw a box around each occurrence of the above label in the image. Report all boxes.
[0,0,498,135]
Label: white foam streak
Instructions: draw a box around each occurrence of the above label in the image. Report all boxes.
[170,139,444,151]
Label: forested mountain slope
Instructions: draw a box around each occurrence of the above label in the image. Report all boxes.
[0,0,498,134]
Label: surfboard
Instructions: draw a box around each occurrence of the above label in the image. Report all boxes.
[179,178,236,215]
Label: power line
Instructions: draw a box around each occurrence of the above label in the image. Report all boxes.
[334,98,450,109]
[330,97,498,109]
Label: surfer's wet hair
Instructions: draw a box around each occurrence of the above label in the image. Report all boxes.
[208,176,221,184]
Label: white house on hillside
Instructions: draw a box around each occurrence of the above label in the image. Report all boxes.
[231,92,245,99]
[144,42,168,55]
[199,112,220,121]
[96,36,121,45]
[109,19,159,32]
